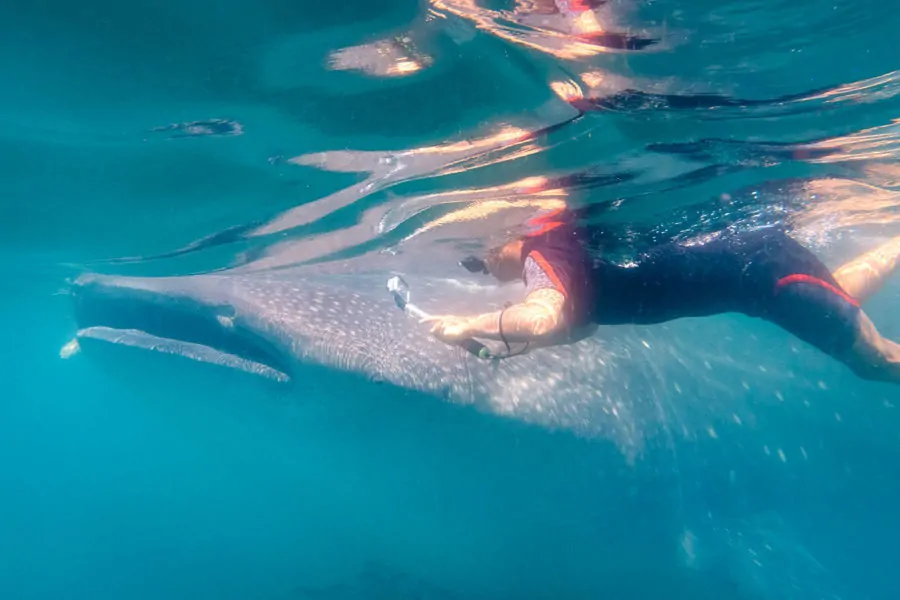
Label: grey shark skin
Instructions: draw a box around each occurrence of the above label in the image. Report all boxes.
[68,265,859,598]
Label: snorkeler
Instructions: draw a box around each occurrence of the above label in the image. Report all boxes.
[424,208,900,384]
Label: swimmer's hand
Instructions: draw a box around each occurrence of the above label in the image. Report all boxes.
[422,292,566,345]
[420,315,474,343]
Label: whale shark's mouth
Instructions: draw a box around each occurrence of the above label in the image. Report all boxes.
[69,274,292,382]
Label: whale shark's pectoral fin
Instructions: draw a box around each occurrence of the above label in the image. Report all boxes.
[75,326,291,383]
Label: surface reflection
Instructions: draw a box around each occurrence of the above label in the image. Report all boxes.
[326,0,657,80]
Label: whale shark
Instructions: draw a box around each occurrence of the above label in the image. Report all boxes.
[65,253,869,598]
[69,262,631,435]
[68,253,761,450]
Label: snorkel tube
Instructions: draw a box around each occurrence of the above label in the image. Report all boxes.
[386,275,493,360]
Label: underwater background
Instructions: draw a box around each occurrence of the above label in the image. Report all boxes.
[3,0,900,598]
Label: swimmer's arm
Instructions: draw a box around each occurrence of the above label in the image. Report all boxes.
[463,288,567,342]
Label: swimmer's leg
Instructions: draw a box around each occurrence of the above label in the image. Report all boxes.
[771,278,900,384]
[841,312,900,384]
[832,236,900,304]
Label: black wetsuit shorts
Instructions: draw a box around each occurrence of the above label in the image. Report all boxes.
[590,228,862,357]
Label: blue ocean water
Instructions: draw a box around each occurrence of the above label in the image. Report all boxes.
[3,0,900,598]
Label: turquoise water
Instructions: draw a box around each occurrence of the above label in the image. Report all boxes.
[3,0,900,598]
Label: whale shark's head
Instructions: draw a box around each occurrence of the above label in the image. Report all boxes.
[70,272,296,382]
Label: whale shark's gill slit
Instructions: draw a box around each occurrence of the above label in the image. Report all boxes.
[73,281,293,382]
[76,327,290,382]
